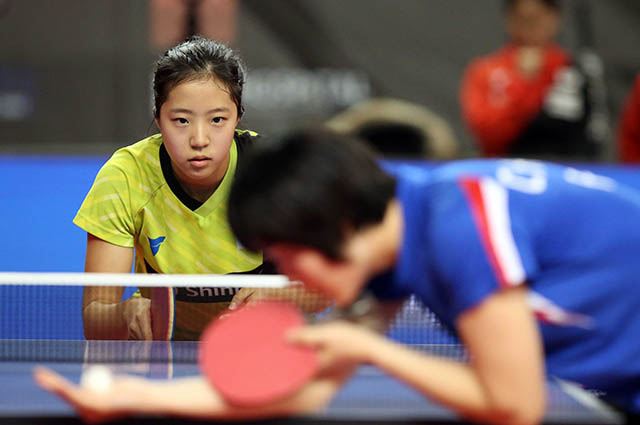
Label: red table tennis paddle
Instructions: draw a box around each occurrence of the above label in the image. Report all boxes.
[199,301,319,407]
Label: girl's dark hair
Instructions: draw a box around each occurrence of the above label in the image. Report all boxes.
[228,128,397,259]
[504,0,560,12]
[152,36,246,118]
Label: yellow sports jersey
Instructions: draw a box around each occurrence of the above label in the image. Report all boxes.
[74,130,265,340]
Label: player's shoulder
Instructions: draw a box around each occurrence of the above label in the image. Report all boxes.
[94,134,164,196]
[429,159,501,182]
[416,160,507,220]
[385,160,494,200]
[388,162,470,222]
[107,134,162,171]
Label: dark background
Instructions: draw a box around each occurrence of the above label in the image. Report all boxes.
[2,0,640,160]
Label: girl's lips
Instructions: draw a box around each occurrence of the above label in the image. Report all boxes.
[188,157,211,168]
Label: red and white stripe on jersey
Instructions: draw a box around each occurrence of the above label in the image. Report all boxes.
[527,291,593,328]
[459,177,526,288]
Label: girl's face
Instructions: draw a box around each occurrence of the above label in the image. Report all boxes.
[156,78,239,192]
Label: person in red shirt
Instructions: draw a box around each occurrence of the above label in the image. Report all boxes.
[460,0,599,159]
[617,74,640,163]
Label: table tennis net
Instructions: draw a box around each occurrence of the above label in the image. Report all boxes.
[0,273,461,362]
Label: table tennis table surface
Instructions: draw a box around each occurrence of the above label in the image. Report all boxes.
[0,340,623,425]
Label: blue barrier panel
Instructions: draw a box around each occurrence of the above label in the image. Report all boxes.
[1,155,109,339]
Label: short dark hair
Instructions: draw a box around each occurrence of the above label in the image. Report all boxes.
[504,0,560,12]
[228,128,397,259]
[152,36,246,118]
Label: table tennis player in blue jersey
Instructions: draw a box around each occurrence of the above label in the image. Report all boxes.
[224,128,640,423]
[34,128,640,424]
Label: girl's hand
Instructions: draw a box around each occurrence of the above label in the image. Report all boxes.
[122,297,152,340]
[34,366,142,424]
[228,287,331,313]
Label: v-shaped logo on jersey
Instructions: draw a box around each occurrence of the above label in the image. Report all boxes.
[148,236,166,256]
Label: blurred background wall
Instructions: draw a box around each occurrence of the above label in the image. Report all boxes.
[1,0,640,159]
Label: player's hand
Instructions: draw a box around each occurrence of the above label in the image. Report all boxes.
[122,297,152,340]
[287,321,381,370]
[228,287,257,310]
[228,287,300,309]
[33,366,140,424]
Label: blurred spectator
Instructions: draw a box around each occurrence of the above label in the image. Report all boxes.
[617,74,640,164]
[149,0,238,51]
[326,98,459,159]
[460,0,600,159]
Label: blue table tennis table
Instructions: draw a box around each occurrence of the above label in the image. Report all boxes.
[0,340,623,425]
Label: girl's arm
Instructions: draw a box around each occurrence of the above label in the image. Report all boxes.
[82,234,151,340]
[34,362,353,423]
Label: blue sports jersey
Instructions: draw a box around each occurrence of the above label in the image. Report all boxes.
[370,159,640,413]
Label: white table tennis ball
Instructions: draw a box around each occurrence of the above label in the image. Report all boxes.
[81,365,114,393]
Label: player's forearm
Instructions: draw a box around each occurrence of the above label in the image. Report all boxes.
[367,339,543,425]
[83,301,128,340]
[138,374,344,419]
[135,378,227,417]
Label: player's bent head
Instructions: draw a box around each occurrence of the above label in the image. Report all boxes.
[152,35,246,119]
[228,127,396,259]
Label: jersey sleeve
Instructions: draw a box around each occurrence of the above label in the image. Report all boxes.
[429,177,539,320]
[73,154,137,248]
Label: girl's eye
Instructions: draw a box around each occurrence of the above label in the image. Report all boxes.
[173,118,188,125]
[212,117,226,124]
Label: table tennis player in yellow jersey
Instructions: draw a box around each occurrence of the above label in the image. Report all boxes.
[74,36,294,341]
